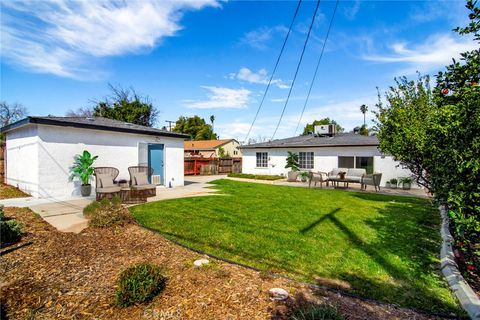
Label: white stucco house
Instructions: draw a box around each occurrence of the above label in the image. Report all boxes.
[241,133,415,187]
[1,116,189,198]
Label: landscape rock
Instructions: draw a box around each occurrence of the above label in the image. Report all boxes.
[193,259,210,267]
[269,288,289,301]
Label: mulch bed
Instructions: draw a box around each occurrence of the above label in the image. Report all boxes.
[0,207,452,319]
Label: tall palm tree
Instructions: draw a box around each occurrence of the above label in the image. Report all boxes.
[360,104,368,126]
[210,115,215,140]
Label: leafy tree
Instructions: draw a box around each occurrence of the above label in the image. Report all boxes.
[360,104,368,126]
[173,115,217,141]
[0,101,27,127]
[359,124,369,136]
[375,0,480,278]
[374,75,434,190]
[301,118,344,135]
[92,85,159,127]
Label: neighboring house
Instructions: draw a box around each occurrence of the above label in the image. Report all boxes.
[241,133,414,187]
[184,139,241,158]
[1,117,189,198]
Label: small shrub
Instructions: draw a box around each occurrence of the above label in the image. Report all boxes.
[83,197,133,228]
[290,304,344,320]
[0,205,22,245]
[114,263,166,307]
[227,173,284,181]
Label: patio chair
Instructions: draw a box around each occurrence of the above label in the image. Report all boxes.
[361,173,383,192]
[128,166,156,197]
[94,167,121,201]
[308,171,329,188]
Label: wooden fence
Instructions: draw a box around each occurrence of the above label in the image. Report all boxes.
[184,157,241,176]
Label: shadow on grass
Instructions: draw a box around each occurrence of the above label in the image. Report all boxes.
[299,208,341,234]
[306,198,461,315]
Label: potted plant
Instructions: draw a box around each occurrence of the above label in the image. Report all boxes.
[300,171,309,182]
[285,152,299,182]
[389,178,398,189]
[399,177,413,190]
[385,181,391,188]
[72,150,98,196]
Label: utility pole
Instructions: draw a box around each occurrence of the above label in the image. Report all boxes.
[165,120,175,131]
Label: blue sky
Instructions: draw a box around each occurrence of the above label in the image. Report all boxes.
[1,0,476,141]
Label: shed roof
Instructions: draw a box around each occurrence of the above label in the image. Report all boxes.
[184,139,237,151]
[241,133,379,149]
[0,116,190,139]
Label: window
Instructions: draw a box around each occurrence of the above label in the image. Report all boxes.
[338,156,374,174]
[356,156,374,174]
[234,150,238,155]
[338,156,354,168]
[256,152,268,168]
[299,152,314,169]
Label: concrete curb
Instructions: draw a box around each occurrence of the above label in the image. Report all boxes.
[439,205,480,319]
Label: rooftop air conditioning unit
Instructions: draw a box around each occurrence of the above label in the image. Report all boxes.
[314,124,336,136]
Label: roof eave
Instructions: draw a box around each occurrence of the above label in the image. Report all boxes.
[1,117,190,139]
[240,143,379,149]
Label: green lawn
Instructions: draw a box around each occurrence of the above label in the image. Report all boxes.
[130,179,460,314]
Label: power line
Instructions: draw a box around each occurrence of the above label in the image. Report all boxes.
[271,0,321,140]
[243,0,303,144]
[294,0,339,136]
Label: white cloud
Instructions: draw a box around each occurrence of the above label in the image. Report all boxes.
[362,33,478,74]
[239,25,287,50]
[229,67,290,89]
[0,0,219,79]
[343,0,361,20]
[185,86,251,109]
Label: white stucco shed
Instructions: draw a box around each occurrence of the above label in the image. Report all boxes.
[1,117,189,198]
[241,133,415,188]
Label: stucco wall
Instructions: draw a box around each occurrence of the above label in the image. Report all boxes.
[5,124,185,198]
[5,125,40,197]
[241,146,414,187]
[218,141,242,157]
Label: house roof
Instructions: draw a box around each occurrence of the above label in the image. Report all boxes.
[184,139,237,151]
[0,116,190,139]
[241,133,379,149]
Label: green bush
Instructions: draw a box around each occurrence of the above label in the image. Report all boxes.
[290,304,344,320]
[114,263,166,307]
[0,205,22,244]
[83,197,133,228]
[227,173,284,181]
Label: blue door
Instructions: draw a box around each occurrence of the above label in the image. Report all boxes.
[148,144,164,185]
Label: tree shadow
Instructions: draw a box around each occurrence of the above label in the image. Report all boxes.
[299,208,342,234]
[306,198,462,315]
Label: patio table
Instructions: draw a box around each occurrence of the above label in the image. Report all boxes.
[120,187,147,204]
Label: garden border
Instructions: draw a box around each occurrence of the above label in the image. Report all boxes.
[439,205,480,319]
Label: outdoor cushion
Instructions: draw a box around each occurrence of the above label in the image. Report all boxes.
[346,168,366,177]
[97,174,114,188]
[344,175,362,182]
[134,173,149,186]
[132,184,156,190]
[96,186,121,193]
[330,168,348,176]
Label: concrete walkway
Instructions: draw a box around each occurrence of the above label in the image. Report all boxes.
[0,175,223,233]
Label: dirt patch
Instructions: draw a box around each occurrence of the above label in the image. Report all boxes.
[0,184,29,200]
[0,207,451,319]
